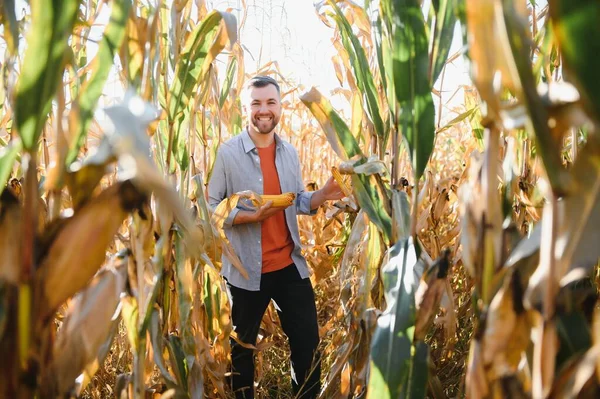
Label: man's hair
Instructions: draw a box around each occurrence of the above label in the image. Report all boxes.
[242,75,281,98]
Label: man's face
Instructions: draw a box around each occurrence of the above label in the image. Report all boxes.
[244,84,282,135]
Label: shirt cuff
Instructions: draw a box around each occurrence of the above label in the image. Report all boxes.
[297,191,318,216]
[224,207,241,228]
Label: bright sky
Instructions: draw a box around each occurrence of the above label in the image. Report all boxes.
[3,0,472,124]
[211,0,471,120]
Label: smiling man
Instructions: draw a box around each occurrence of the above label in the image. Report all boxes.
[208,75,345,398]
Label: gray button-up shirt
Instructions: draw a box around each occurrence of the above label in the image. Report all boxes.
[207,129,317,291]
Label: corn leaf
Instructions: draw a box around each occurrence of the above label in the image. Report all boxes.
[503,0,570,193]
[326,1,387,144]
[555,307,591,369]
[406,341,429,397]
[391,189,411,242]
[66,0,132,165]
[0,140,21,197]
[300,87,363,160]
[175,231,193,329]
[0,189,21,285]
[367,237,422,399]
[430,0,457,85]
[300,87,392,242]
[36,181,146,322]
[524,142,600,309]
[121,296,140,352]
[380,0,436,181]
[219,56,237,108]
[0,0,18,55]
[550,0,600,122]
[49,260,127,396]
[167,11,236,169]
[14,0,78,151]
[437,107,479,135]
[149,308,178,386]
[166,334,189,390]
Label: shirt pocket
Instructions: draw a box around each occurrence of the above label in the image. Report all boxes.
[230,155,263,195]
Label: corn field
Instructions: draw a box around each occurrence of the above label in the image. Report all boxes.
[0,0,599,397]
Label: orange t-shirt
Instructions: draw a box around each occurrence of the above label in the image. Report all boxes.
[256,141,295,274]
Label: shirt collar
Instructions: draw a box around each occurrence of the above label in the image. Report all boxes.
[241,128,283,154]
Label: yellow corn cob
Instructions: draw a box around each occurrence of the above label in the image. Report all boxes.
[260,192,296,207]
[331,166,353,197]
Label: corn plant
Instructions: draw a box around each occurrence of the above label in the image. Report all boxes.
[300,0,460,397]
[0,0,239,397]
[459,0,600,397]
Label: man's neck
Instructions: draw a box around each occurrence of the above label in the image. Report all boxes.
[248,127,275,148]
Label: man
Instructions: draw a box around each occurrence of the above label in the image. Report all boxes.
[208,75,345,399]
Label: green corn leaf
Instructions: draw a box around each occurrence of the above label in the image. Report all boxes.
[219,56,237,108]
[202,271,215,339]
[430,0,457,84]
[406,341,429,398]
[0,0,18,55]
[391,189,411,242]
[14,0,78,151]
[374,16,388,101]
[380,0,436,181]
[66,0,132,165]
[121,296,140,352]
[556,307,592,364]
[167,11,236,169]
[175,231,193,329]
[300,87,393,241]
[550,0,600,122]
[367,237,422,399]
[352,173,393,245]
[436,106,479,134]
[149,309,177,386]
[166,334,189,389]
[327,1,387,145]
[0,140,21,196]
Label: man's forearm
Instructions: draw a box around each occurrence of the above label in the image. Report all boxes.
[232,210,256,225]
[309,188,327,210]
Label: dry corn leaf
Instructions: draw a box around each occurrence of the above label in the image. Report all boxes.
[0,189,21,285]
[466,339,489,399]
[532,318,558,399]
[48,255,127,396]
[36,181,145,322]
[210,191,265,280]
[465,0,525,118]
[549,345,600,399]
[414,250,451,340]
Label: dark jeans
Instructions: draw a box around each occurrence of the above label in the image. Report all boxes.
[226,264,321,399]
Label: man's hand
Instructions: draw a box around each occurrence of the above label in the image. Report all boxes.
[253,200,286,222]
[320,176,346,201]
[232,200,290,225]
[309,176,347,210]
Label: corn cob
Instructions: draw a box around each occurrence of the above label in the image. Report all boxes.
[331,166,353,197]
[260,192,296,207]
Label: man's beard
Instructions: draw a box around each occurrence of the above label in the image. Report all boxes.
[251,115,279,134]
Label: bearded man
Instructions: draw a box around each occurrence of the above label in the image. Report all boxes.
[208,75,344,398]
